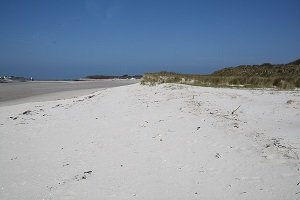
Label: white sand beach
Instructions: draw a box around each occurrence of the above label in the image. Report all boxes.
[0,83,299,200]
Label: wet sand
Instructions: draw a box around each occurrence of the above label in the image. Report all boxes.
[0,79,138,106]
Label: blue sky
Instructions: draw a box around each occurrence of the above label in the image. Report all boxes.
[0,0,300,79]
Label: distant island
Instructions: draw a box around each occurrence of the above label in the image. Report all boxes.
[142,59,300,89]
[85,74,142,80]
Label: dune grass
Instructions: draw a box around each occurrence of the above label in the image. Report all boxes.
[141,72,300,89]
[141,60,300,89]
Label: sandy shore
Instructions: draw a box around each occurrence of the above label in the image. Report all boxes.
[0,79,138,106]
[0,83,299,200]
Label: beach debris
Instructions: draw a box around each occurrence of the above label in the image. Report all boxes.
[160,138,163,142]
[22,110,31,115]
[260,137,299,160]
[62,163,70,167]
[197,126,201,130]
[9,116,18,120]
[10,156,17,160]
[75,94,96,102]
[286,100,294,104]
[46,185,54,191]
[74,171,93,181]
[215,153,221,159]
[87,95,95,99]
[233,123,239,128]
[231,105,241,115]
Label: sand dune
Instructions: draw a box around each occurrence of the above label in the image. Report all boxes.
[0,83,299,200]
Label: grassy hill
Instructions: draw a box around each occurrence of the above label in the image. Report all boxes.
[141,59,300,89]
[212,63,300,77]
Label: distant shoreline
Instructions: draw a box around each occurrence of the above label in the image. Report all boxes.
[0,79,139,106]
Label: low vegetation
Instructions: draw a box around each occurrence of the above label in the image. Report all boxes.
[141,59,300,89]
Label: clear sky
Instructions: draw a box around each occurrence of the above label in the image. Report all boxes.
[0,0,300,79]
